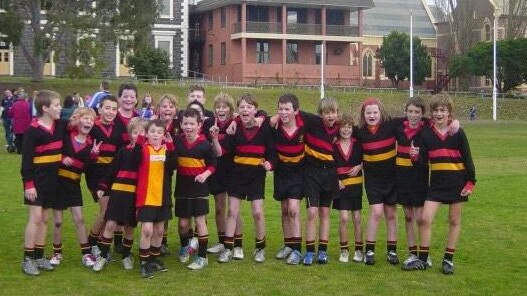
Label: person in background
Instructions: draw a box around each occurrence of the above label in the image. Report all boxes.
[140,93,154,119]
[9,93,32,154]
[88,81,111,113]
[60,95,78,121]
[2,88,15,151]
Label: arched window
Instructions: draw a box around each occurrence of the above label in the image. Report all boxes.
[484,22,491,41]
[362,51,373,78]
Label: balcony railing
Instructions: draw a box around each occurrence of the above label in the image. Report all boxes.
[326,25,359,36]
[286,23,322,35]
[232,22,282,34]
[232,22,359,37]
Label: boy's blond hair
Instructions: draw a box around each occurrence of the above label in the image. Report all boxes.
[68,107,96,131]
[358,97,388,129]
[214,92,235,114]
[34,90,61,117]
[430,93,453,115]
[317,97,338,115]
[127,117,148,136]
[339,112,354,127]
[157,93,178,110]
[237,93,258,108]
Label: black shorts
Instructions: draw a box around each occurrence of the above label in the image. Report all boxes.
[397,193,426,208]
[274,168,303,201]
[397,167,428,207]
[332,187,363,211]
[426,187,468,204]
[229,175,266,201]
[53,179,83,210]
[105,195,137,227]
[175,196,209,218]
[85,165,109,202]
[364,176,397,206]
[136,206,172,223]
[303,164,338,208]
[23,181,57,208]
[209,171,229,196]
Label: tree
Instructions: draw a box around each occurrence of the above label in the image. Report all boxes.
[448,55,473,89]
[377,31,432,87]
[128,47,171,80]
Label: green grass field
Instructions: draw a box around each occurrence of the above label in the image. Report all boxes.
[0,82,526,295]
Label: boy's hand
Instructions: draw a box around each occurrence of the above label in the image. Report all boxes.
[195,171,211,183]
[338,180,345,190]
[209,119,220,139]
[460,187,472,197]
[262,160,272,171]
[347,164,362,176]
[96,190,105,199]
[62,156,74,167]
[25,188,37,202]
[91,139,102,155]
[163,133,173,143]
[448,119,460,136]
[254,116,264,127]
[226,120,237,135]
[409,140,419,158]
[269,114,280,129]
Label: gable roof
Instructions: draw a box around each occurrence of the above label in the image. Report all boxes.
[192,0,375,13]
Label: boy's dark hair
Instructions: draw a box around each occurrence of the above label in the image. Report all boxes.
[147,119,166,131]
[63,95,75,109]
[118,83,137,98]
[100,95,118,107]
[405,96,426,114]
[34,90,60,117]
[189,85,205,94]
[278,93,299,110]
[182,107,202,123]
[237,93,258,108]
[187,100,205,113]
[101,81,110,91]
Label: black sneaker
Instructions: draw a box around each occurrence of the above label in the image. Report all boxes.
[364,250,375,265]
[442,259,454,275]
[149,258,168,272]
[140,262,154,279]
[387,250,400,265]
[402,257,429,271]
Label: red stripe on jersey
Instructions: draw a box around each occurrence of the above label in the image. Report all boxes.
[100,143,117,152]
[361,137,395,151]
[69,158,85,169]
[305,133,333,151]
[178,167,206,176]
[337,166,353,175]
[117,170,138,179]
[35,140,62,153]
[236,145,265,155]
[428,148,461,159]
[276,143,304,154]
[397,145,410,154]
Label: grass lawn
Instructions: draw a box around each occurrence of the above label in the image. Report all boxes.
[0,83,526,295]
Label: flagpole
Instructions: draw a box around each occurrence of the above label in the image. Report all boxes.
[321,42,325,99]
[410,11,414,98]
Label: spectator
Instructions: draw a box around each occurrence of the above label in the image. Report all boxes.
[9,94,32,154]
[469,106,477,121]
[87,80,111,112]
[60,95,77,121]
[139,93,154,119]
[1,88,15,151]
[73,92,85,107]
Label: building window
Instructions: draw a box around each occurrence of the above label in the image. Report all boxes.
[287,8,306,24]
[4,52,9,62]
[315,42,322,64]
[248,5,269,22]
[286,42,298,64]
[276,7,282,22]
[158,0,172,19]
[221,7,226,28]
[256,41,269,64]
[208,12,213,30]
[484,23,491,41]
[221,42,226,65]
[208,44,213,66]
[363,51,373,77]
[155,36,173,68]
[327,10,344,25]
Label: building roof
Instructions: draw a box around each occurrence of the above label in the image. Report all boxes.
[192,0,375,13]
[363,0,436,38]
[428,5,447,23]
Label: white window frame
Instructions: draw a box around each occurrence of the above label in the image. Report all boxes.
[155,35,174,68]
[362,50,375,78]
[158,0,173,20]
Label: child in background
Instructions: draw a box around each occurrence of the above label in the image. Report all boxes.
[332,113,364,263]
[21,90,64,276]
[405,94,476,275]
[174,108,216,269]
[92,117,148,272]
[50,107,100,267]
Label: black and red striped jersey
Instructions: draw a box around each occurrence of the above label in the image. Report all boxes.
[165,118,181,139]
[333,138,363,189]
[204,117,234,172]
[174,134,216,198]
[89,118,126,166]
[58,132,97,183]
[114,111,139,145]
[300,111,339,166]
[21,119,65,190]
[272,113,305,169]
[98,144,141,198]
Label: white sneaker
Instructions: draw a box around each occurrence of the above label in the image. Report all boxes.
[122,255,134,270]
[352,250,364,263]
[232,247,244,260]
[403,254,418,265]
[189,237,199,250]
[91,245,101,258]
[218,249,232,263]
[339,249,350,263]
[82,254,96,267]
[207,242,225,254]
[50,253,63,266]
[253,248,265,263]
[275,246,293,260]
[187,256,208,270]
[427,256,433,267]
[92,256,107,272]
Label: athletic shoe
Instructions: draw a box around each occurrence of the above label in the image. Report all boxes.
[49,253,63,266]
[149,258,168,272]
[364,250,375,265]
[275,246,293,260]
[179,246,191,263]
[317,250,328,264]
[22,257,40,276]
[140,261,154,279]
[35,258,54,271]
[339,250,350,263]
[352,250,364,263]
[303,251,314,266]
[387,250,400,265]
[402,254,418,265]
[232,247,244,260]
[286,250,302,265]
[442,259,454,275]
[160,244,171,256]
[91,245,101,258]
[188,256,208,270]
[189,237,199,251]
[427,256,433,267]
[122,255,134,270]
[218,249,232,263]
[207,242,225,254]
[401,257,429,271]
[253,248,265,263]
[82,254,96,267]
[92,256,107,272]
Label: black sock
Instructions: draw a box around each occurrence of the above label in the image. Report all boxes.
[179,231,190,247]
[53,243,62,255]
[318,239,328,252]
[162,232,168,246]
[98,236,112,258]
[306,240,315,253]
[444,248,455,261]
[24,247,34,259]
[340,241,349,251]
[366,240,376,253]
[198,235,208,258]
[114,231,123,249]
[122,238,133,258]
[255,237,266,249]
[150,246,161,261]
[409,245,418,256]
[418,246,429,262]
[139,248,150,264]
[293,237,302,252]
[218,232,225,245]
[387,241,397,253]
[355,241,364,251]
[224,236,234,251]
[88,231,99,247]
[80,243,91,255]
[234,234,243,248]
[34,245,45,259]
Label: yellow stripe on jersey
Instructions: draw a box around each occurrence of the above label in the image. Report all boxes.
[430,163,465,171]
[396,157,413,167]
[111,183,137,193]
[234,156,264,166]
[304,145,333,161]
[278,153,304,163]
[341,176,363,186]
[363,149,396,162]
[145,146,165,206]
[178,157,205,168]
[97,156,113,164]
[58,169,81,180]
[33,154,62,164]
